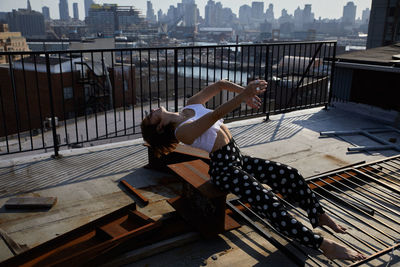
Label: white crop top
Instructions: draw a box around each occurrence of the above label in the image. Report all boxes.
[175,104,223,152]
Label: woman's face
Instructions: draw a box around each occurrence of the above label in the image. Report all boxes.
[145,106,165,126]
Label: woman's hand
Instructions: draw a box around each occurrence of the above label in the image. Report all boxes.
[244,80,267,109]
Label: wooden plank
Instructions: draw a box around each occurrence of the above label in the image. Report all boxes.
[144,142,210,172]
[81,212,193,266]
[4,197,57,209]
[168,160,225,199]
[120,180,149,205]
[0,228,28,255]
[144,142,210,160]
[100,223,129,239]
[223,213,242,231]
[0,238,15,261]
[173,144,210,160]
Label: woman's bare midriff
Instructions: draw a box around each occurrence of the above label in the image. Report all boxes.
[212,124,232,152]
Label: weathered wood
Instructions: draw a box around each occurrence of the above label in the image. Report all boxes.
[120,180,149,205]
[4,197,57,209]
[144,142,210,172]
[168,160,225,198]
[0,204,162,267]
[83,212,194,266]
[172,144,210,160]
[144,142,210,160]
[167,160,240,237]
[0,228,28,255]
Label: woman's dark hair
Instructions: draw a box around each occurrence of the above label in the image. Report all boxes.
[141,118,179,158]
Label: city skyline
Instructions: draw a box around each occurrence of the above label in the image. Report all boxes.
[0,0,372,21]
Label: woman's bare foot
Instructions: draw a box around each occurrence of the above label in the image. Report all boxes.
[320,238,367,261]
[319,213,347,234]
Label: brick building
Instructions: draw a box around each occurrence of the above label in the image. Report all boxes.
[0,55,136,137]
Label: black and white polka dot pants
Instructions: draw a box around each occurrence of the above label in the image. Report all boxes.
[209,139,324,249]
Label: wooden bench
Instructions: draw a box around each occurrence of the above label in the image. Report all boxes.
[167,159,240,237]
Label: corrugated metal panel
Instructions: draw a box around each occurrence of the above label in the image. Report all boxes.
[331,66,353,102]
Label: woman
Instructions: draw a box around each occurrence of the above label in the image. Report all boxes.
[141,79,366,261]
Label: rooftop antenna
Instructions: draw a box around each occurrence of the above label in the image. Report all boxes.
[27,0,32,11]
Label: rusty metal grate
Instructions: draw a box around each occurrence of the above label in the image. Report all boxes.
[228,155,400,266]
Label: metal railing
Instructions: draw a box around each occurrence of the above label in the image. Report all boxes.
[0,41,336,156]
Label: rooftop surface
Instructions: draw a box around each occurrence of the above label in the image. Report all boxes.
[0,103,400,266]
[337,43,400,66]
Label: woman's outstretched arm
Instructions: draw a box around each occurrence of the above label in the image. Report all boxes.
[176,80,267,145]
[187,79,261,108]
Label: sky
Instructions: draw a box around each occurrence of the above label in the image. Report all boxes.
[0,0,372,21]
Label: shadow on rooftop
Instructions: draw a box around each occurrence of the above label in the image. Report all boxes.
[289,108,400,158]
[230,113,311,148]
[0,143,149,199]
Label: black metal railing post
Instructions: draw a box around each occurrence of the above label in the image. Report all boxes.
[174,48,179,112]
[8,55,22,152]
[0,85,10,153]
[263,45,270,121]
[326,42,337,109]
[45,53,60,158]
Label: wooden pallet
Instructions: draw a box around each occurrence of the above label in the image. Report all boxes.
[1,204,160,267]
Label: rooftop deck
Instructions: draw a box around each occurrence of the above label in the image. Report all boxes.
[1,104,400,266]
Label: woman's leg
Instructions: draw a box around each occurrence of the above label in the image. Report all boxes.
[241,156,347,233]
[241,155,324,228]
[210,165,323,249]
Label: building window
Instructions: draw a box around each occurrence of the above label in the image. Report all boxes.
[63,87,73,99]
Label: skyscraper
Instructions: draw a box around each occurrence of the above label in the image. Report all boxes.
[182,0,197,27]
[84,0,94,18]
[303,4,314,24]
[167,5,178,23]
[251,2,264,20]
[342,2,357,25]
[59,0,70,21]
[7,9,46,38]
[146,1,156,23]
[220,7,235,27]
[42,6,50,20]
[279,8,291,24]
[215,2,223,26]
[239,4,251,25]
[205,0,216,27]
[362,8,370,24]
[265,4,274,22]
[157,9,164,23]
[294,6,303,28]
[73,3,79,20]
